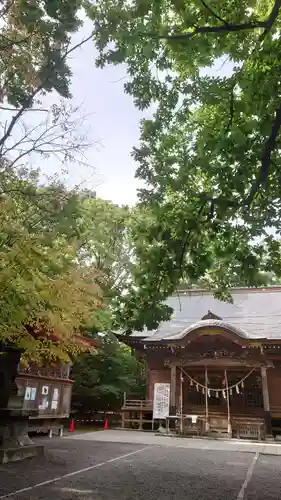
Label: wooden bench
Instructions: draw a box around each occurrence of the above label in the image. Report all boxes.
[183,416,204,436]
[232,418,265,440]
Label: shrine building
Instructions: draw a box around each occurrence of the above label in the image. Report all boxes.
[121,286,281,440]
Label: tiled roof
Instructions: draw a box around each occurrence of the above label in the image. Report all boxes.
[131,287,281,341]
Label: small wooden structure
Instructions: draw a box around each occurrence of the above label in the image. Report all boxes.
[16,364,73,436]
[121,286,281,440]
[121,394,153,430]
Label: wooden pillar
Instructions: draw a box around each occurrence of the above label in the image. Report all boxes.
[180,368,183,434]
[121,392,126,429]
[170,364,176,414]
[261,366,272,436]
[139,411,143,430]
[205,366,209,432]
[225,369,232,437]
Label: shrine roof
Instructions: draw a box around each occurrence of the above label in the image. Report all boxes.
[130,286,281,342]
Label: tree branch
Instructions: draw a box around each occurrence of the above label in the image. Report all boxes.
[199,0,229,26]
[0,106,48,113]
[140,21,267,40]
[247,103,281,205]
[0,32,94,151]
[260,0,281,41]
[225,84,235,134]
[0,0,14,19]
[177,201,207,273]
[0,33,30,50]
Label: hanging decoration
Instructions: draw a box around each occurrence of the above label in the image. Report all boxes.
[180,367,255,396]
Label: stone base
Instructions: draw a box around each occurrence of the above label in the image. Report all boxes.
[0,444,44,464]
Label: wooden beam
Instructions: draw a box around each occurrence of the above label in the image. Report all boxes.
[170,364,176,412]
[261,367,270,411]
[225,369,232,437]
[261,366,272,436]
[205,366,209,432]
[180,368,183,434]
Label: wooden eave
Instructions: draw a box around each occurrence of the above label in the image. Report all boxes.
[117,333,281,350]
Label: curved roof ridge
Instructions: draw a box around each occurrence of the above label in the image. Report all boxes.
[161,319,251,341]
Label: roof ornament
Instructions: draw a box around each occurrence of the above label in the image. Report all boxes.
[201,310,222,321]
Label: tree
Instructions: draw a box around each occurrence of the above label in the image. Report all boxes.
[76,197,133,298]
[71,332,146,412]
[0,1,94,170]
[1,0,84,108]
[0,165,109,363]
[73,196,139,330]
[88,0,281,330]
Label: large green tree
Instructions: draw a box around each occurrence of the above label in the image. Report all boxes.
[88,0,281,331]
[0,165,109,363]
[71,332,146,412]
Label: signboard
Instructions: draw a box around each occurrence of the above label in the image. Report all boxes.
[24,387,31,401]
[153,383,170,419]
[51,388,59,410]
[25,387,36,401]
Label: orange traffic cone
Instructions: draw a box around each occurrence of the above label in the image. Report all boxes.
[69,418,75,432]
[104,417,108,430]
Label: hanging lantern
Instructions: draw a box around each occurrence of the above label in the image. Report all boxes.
[196,384,199,392]
[202,387,205,394]
[180,376,184,383]
[190,379,193,386]
[216,391,219,398]
[241,381,244,389]
[223,390,226,399]
[208,389,211,398]
[230,388,233,396]
[236,385,240,394]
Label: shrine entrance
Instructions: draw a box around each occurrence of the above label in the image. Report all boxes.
[183,369,263,414]
[178,366,266,439]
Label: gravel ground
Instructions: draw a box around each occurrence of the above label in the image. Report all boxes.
[0,437,280,500]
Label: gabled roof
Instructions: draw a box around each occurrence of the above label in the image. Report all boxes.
[131,286,281,342]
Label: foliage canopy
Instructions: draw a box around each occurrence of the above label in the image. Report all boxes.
[89,0,281,330]
[0,0,83,108]
[71,332,146,411]
[0,166,111,362]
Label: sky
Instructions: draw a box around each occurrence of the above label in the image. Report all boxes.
[62,18,232,206]
[59,18,146,206]
[3,16,232,207]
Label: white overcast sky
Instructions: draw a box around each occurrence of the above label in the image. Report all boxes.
[21,17,232,207]
[60,18,146,206]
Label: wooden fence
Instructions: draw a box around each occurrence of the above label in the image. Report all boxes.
[75,410,121,428]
